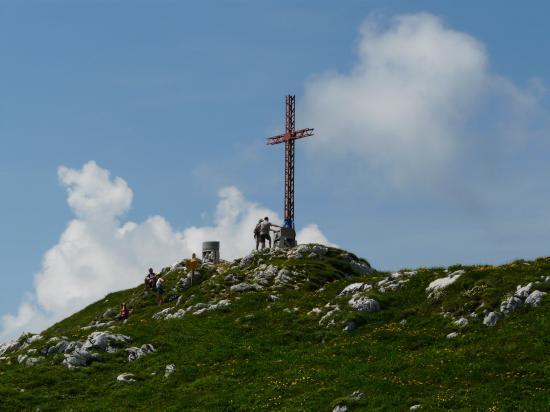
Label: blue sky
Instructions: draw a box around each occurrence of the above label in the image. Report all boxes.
[1,0,550,339]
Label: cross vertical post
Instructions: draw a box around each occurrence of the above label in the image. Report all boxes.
[267,95,314,230]
[285,95,296,229]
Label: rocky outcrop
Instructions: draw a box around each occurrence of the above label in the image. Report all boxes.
[126,344,155,362]
[165,364,176,378]
[230,283,263,293]
[155,299,231,320]
[483,311,502,327]
[339,283,372,296]
[63,348,102,368]
[525,290,546,307]
[82,332,131,352]
[117,373,136,382]
[426,270,464,298]
[348,296,380,312]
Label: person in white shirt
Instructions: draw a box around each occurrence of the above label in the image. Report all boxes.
[259,217,280,249]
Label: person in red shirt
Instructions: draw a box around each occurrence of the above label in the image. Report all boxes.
[118,303,130,321]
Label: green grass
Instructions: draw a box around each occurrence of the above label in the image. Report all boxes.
[0,247,548,411]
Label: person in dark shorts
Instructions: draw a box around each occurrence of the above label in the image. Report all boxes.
[254,219,263,250]
[144,268,157,290]
[259,217,280,249]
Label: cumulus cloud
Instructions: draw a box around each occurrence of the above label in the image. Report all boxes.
[302,13,544,184]
[1,161,331,341]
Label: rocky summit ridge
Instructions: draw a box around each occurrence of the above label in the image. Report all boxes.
[0,244,548,411]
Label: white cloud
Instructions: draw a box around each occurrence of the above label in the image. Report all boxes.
[302,13,542,184]
[1,161,331,342]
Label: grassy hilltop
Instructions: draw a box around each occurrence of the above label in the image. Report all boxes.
[0,245,548,411]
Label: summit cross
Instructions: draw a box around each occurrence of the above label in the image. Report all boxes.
[266,95,314,229]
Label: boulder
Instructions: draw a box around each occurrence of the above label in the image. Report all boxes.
[25,357,44,366]
[500,296,522,314]
[176,272,203,292]
[410,405,422,411]
[153,307,176,320]
[0,340,22,357]
[453,317,469,327]
[82,332,131,352]
[65,341,83,353]
[348,296,380,312]
[224,274,240,284]
[165,363,176,378]
[333,405,348,412]
[63,348,102,368]
[343,321,357,333]
[446,332,459,339]
[102,308,117,319]
[483,311,502,327]
[47,340,70,355]
[339,283,371,296]
[274,269,294,285]
[319,305,341,326]
[515,283,533,299]
[349,260,373,275]
[230,283,262,293]
[126,344,155,362]
[239,252,257,268]
[253,265,279,285]
[525,290,546,307]
[426,270,464,297]
[117,373,136,382]
[25,334,43,345]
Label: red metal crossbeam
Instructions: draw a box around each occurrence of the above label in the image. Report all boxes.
[266,128,314,145]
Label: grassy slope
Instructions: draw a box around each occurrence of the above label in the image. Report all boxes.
[0,248,548,411]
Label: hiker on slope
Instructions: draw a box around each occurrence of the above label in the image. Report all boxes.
[259,216,280,249]
[118,303,130,321]
[253,219,263,250]
[144,268,157,290]
[156,277,165,305]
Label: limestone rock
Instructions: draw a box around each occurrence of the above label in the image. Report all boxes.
[349,260,373,275]
[343,321,357,333]
[165,363,176,378]
[446,332,459,339]
[500,296,522,314]
[224,274,240,284]
[82,331,131,352]
[0,340,22,357]
[514,283,533,299]
[25,357,44,366]
[230,283,262,293]
[126,344,155,362]
[525,290,546,307]
[453,317,469,327]
[339,283,371,296]
[348,296,380,312]
[102,308,117,319]
[117,373,136,382]
[63,348,102,368]
[483,311,502,327]
[175,272,203,292]
[426,270,464,298]
[319,305,341,326]
[253,265,279,285]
